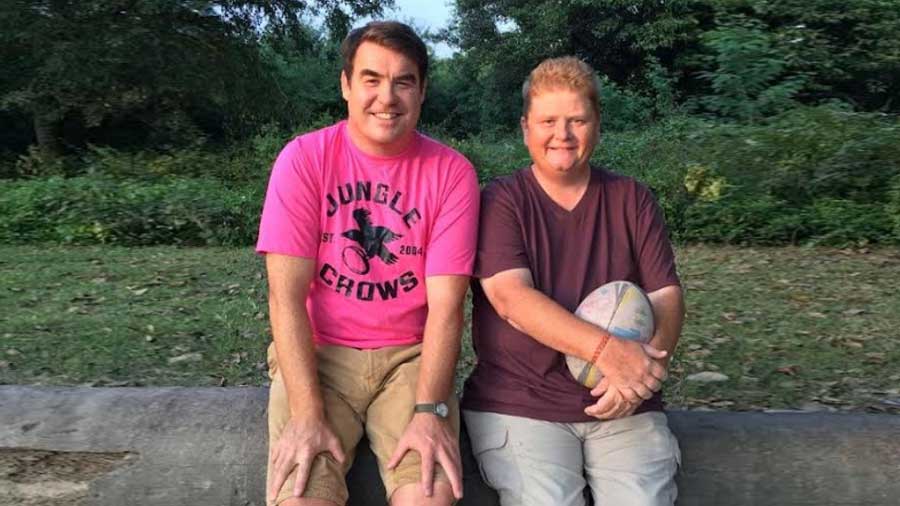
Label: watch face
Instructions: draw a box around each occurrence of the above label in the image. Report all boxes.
[435,402,449,418]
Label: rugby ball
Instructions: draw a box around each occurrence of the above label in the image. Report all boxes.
[565,280,655,388]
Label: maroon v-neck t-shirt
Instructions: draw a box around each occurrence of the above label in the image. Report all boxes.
[462,166,681,422]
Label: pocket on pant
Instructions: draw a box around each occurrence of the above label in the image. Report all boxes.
[466,421,510,490]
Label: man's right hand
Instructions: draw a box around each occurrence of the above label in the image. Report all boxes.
[595,337,668,403]
[267,416,346,505]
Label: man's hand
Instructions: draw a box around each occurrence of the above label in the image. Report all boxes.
[595,337,668,403]
[387,413,463,499]
[267,416,346,504]
[585,380,642,419]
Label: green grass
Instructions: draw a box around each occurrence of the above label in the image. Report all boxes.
[2,245,899,413]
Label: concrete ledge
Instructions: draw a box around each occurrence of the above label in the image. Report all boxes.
[2,386,899,505]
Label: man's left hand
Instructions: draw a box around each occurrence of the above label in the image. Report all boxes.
[387,412,463,499]
[584,377,642,420]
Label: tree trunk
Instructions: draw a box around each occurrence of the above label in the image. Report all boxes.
[33,108,63,157]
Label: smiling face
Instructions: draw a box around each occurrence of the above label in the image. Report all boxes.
[521,88,599,180]
[341,41,425,157]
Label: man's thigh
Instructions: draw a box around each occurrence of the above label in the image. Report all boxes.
[463,410,588,506]
[365,344,460,503]
[266,343,366,506]
[583,411,680,506]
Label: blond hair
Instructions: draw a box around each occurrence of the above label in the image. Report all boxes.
[522,57,600,118]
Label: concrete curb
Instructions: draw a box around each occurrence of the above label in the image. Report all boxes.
[2,386,898,505]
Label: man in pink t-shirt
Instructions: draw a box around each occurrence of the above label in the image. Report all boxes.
[256,21,479,506]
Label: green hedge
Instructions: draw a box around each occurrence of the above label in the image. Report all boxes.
[3,106,898,247]
[454,106,900,246]
[0,176,263,246]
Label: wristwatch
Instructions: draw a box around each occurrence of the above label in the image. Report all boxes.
[414,402,449,418]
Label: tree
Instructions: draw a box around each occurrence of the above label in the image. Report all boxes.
[0,0,390,155]
[684,0,900,114]
[445,0,702,133]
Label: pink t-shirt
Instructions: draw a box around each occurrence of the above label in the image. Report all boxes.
[256,121,479,348]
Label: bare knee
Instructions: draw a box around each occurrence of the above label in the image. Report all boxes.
[277,497,342,506]
[390,481,455,506]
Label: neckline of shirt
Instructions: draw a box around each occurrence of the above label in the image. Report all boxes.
[525,165,602,218]
[340,120,423,164]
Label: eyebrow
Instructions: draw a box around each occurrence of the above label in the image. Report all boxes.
[358,68,419,84]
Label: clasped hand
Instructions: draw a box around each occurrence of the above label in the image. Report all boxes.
[584,337,668,420]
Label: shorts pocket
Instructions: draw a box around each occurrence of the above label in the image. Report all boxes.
[465,416,511,490]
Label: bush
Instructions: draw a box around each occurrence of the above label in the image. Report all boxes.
[446,135,531,184]
[889,174,900,241]
[4,107,897,247]
[0,176,263,246]
[635,107,900,245]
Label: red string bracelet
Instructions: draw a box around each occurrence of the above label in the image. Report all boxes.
[589,331,611,366]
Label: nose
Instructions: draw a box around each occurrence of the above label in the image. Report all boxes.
[377,82,398,105]
[553,120,572,140]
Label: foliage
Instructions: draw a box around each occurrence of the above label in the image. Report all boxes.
[0,176,263,246]
[447,135,531,183]
[682,0,900,115]
[691,16,807,120]
[3,103,899,248]
[423,106,900,246]
[0,0,388,154]
[889,174,900,240]
[440,0,698,133]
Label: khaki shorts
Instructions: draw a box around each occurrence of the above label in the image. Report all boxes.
[464,410,680,506]
[267,342,460,505]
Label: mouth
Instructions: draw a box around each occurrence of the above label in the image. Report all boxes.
[371,112,402,120]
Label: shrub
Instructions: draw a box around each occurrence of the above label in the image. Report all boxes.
[888,174,900,242]
[0,176,263,246]
[446,136,531,184]
[681,194,806,245]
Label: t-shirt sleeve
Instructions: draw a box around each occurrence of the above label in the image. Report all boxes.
[255,137,321,258]
[473,180,530,279]
[424,162,480,276]
[634,185,680,292]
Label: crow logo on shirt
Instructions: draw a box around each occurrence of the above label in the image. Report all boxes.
[341,208,403,274]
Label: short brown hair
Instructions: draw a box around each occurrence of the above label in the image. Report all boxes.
[341,21,428,88]
[522,57,600,118]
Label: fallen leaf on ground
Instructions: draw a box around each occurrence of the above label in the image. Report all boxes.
[686,371,729,383]
[776,365,799,376]
[168,352,202,364]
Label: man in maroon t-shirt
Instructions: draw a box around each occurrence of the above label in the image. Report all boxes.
[462,57,684,505]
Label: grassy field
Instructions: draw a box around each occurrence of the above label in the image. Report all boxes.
[2,244,899,413]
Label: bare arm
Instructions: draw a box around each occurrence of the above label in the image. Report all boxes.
[480,268,667,403]
[586,284,684,419]
[265,254,345,502]
[417,275,468,406]
[646,284,685,367]
[388,274,468,499]
[266,254,322,417]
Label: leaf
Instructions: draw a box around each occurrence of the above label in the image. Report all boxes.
[131,287,149,296]
[686,371,729,382]
[864,352,885,364]
[168,352,202,364]
[776,365,799,376]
